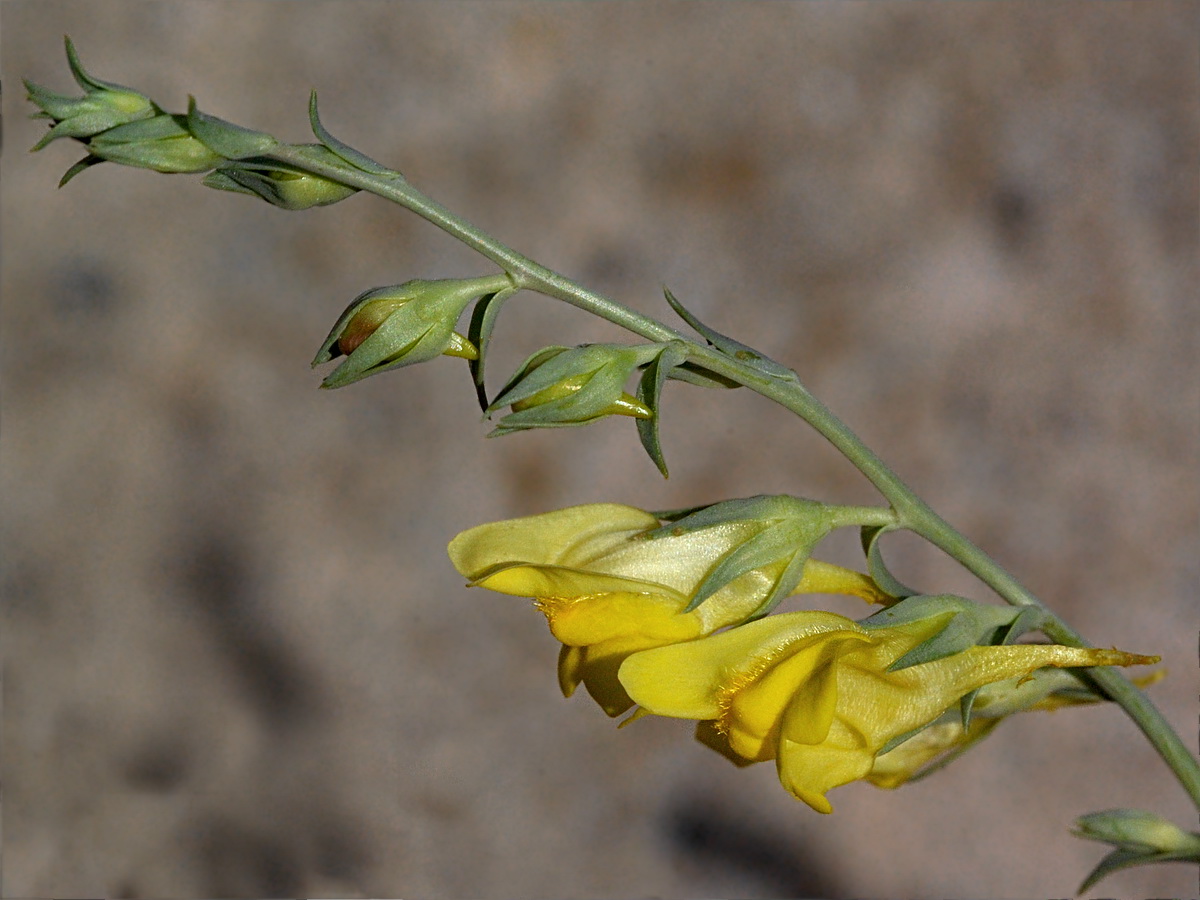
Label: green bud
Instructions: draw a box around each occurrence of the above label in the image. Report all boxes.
[25,37,156,150]
[85,113,224,173]
[1074,809,1200,856]
[203,147,358,210]
[312,274,512,389]
[1074,808,1200,892]
[487,343,662,434]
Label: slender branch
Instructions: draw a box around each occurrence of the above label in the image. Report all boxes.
[267,144,1200,810]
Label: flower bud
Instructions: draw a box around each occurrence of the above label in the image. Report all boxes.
[84,113,225,173]
[1074,809,1200,855]
[1074,808,1200,893]
[202,147,359,210]
[25,37,156,150]
[487,344,661,434]
[312,274,511,388]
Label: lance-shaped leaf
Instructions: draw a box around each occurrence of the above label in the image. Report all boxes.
[635,340,689,477]
[309,91,399,177]
[63,35,140,95]
[57,154,107,187]
[664,362,742,389]
[664,286,799,383]
[467,285,519,412]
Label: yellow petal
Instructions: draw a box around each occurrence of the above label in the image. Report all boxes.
[562,635,667,716]
[557,643,585,698]
[541,591,700,647]
[796,559,891,604]
[777,728,873,814]
[619,611,864,720]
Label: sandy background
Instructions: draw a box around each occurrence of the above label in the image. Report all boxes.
[4,2,1197,898]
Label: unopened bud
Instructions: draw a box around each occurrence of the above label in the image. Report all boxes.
[1074,809,1200,855]
[84,113,224,173]
[312,274,510,388]
[488,344,661,434]
[25,37,156,150]
[203,147,358,211]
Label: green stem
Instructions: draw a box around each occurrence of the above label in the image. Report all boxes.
[273,148,1200,810]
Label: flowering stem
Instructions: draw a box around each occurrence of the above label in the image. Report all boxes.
[268,147,1200,810]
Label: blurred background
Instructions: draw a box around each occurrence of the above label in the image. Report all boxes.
[4,2,1197,897]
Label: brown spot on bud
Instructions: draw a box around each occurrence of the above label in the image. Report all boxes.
[337,297,406,356]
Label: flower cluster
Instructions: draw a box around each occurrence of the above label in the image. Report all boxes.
[450,501,1157,813]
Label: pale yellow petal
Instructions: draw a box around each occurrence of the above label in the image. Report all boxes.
[796,559,890,604]
[447,504,659,579]
[473,563,679,602]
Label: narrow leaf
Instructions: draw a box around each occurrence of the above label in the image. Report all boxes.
[64,35,139,94]
[664,285,798,382]
[467,286,517,412]
[309,91,398,176]
[58,155,105,187]
[635,342,688,478]
[1076,848,1195,895]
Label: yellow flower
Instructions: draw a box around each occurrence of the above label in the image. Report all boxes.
[865,666,1166,788]
[618,610,1157,813]
[447,503,885,716]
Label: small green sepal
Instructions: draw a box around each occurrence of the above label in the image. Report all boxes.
[638,495,838,616]
[858,594,1027,670]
